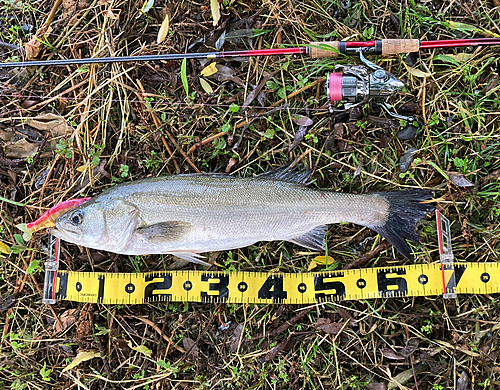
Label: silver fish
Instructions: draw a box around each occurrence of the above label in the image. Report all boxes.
[51,165,434,265]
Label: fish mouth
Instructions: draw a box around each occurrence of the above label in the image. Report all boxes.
[50,225,82,243]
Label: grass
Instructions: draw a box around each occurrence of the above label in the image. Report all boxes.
[0,0,499,389]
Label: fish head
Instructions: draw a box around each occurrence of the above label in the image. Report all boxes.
[52,198,139,252]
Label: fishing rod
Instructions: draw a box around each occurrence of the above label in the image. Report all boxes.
[1,38,500,68]
[3,38,500,122]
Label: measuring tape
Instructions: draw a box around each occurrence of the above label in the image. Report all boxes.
[42,211,496,305]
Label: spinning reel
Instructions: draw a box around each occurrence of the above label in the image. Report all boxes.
[324,49,414,123]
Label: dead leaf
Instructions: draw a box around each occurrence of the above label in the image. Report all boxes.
[308,256,336,271]
[200,62,219,77]
[0,241,11,255]
[262,338,294,362]
[404,63,432,78]
[199,78,213,94]
[63,0,88,19]
[26,113,72,150]
[25,26,52,60]
[210,0,220,26]
[157,9,170,44]
[2,138,39,159]
[314,318,343,334]
[446,171,475,187]
[140,0,154,14]
[26,113,71,137]
[127,341,152,357]
[210,65,245,87]
[62,350,100,373]
[225,157,237,173]
[381,348,405,360]
[336,307,357,327]
[230,324,244,353]
[288,125,308,153]
[53,308,79,334]
[292,115,313,127]
[182,337,199,360]
[399,338,419,358]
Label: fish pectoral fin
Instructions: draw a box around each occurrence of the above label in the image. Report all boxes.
[136,221,192,243]
[168,252,210,266]
[288,225,327,251]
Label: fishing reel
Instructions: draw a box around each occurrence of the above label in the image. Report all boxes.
[325,50,414,122]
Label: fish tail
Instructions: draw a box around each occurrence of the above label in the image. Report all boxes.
[369,190,434,260]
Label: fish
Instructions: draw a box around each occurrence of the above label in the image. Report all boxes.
[17,197,91,241]
[50,165,434,266]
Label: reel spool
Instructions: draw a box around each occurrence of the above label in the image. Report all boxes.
[324,50,414,122]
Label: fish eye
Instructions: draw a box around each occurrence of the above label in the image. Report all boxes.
[71,211,84,225]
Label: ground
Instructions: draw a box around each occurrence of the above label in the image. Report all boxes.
[0,0,499,389]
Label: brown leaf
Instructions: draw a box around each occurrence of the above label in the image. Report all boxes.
[314,318,343,335]
[381,348,405,360]
[24,26,52,60]
[446,171,475,187]
[2,138,39,159]
[230,324,244,353]
[210,65,245,87]
[26,113,72,151]
[336,307,357,327]
[182,337,199,360]
[157,8,171,44]
[225,157,237,173]
[262,338,293,362]
[288,125,308,153]
[63,0,88,19]
[292,115,313,127]
[53,308,78,334]
[210,0,220,26]
[399,338,419,358]
[366,115,400,129]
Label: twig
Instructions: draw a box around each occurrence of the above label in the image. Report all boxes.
[342,241,391,270]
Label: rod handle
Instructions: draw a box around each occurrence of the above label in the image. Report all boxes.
[309,42,340,58]
[381,39,420,55]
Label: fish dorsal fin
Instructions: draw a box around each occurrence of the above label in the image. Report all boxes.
[167,251,210,266]
[288,225,327,251]
[257,164,313,185]
[136,221,192,243]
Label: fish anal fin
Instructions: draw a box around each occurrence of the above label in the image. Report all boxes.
[136,221,192,243]
[168,252,210,266]
[288,225,327,251]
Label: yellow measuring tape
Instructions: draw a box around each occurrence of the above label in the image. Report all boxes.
[42,211,495,305]
[48,263,497,305]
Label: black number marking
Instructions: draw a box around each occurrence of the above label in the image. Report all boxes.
[56,273,69,299]
[314,273,346,302]
[201,273,229,303]
[76,281,82,292]
[481,272,490,283]
[418,275,428,285]
[97,275,105,303]
[258,275,287,303]
[377,268,408,297]
[144,273,173,302]
[125,283,136,294]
